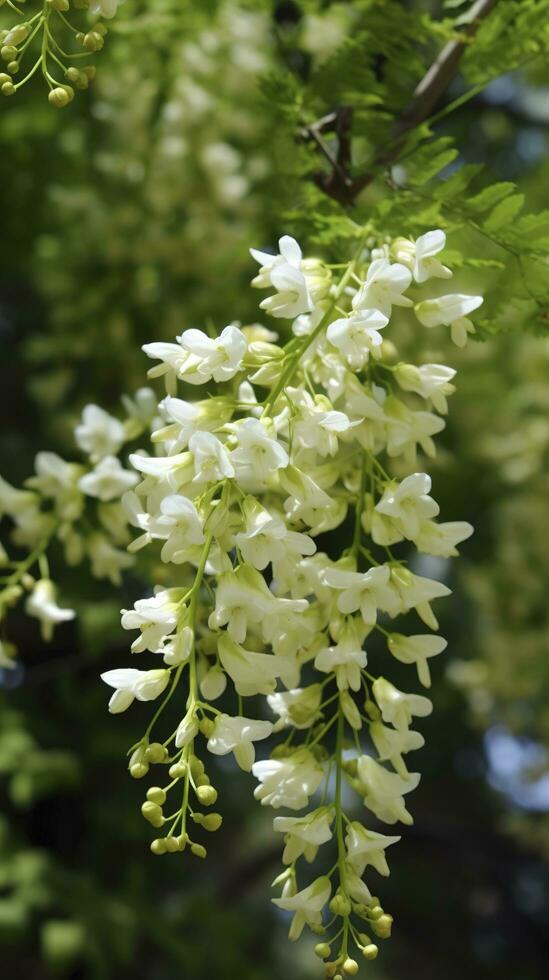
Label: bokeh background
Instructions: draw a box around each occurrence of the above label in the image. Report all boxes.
[1,1,549,977]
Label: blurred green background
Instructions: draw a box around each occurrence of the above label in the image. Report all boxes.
[1,2,549,978]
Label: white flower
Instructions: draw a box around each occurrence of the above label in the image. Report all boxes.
[267,686,323,732]
[414,519,473,557]
[314,622,367,691]
[374,473,439,542]
[345,822,400,876]
[177,324,247,384]
[357,755,420,825]
[190,430,235,485]
[372,677,433,733]
[353,259,412,318]
[286,387,358,458]
[273,808,334,864]
[412,230,452,283]
[100,667,170,714]
[75,404,125,461]
[388,632,448,688]
[234,497,315,570]
[272,875,331,940]
[209,566,307,644]
[25,579,75,642]
[148,495,205,564]
[89,0,126,18]
[121,591,179,653]
[384,397,445,460]
[230,418,288,491]
[253,749,324,809]
[79,456,138,501]
[394,363,456,414]
[415,293,483,347]
[250,236,312,319]
[320,563,393,625]
[175,714,199,748]
[199,664,227,700]
[327,310,389,370]
[369,720,424,776]
[0,475,38,519]
[27,452,83,521]
[207,713,273,771]
[218,633,295,696]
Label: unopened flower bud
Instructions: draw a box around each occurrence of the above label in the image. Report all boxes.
[1,46,17,62]
[368,905,384,920]
[372,913,393,938]
[196,784,217,806]
[1,80,15,95]
[190,843,207,859]
[342,958,359,976]
[362,944,379,961]
[145,742,168,764]
[83,31,104,52]
[4,24,28,46]
[198,717,215,737]
[201,813,222,832]
[141,801,164,827]
[189,756,205,779]
[195,773,210,788]
[0,72,10,84]
[150,838,167,855]
[146,786,166,805]
[168,761,187,778]
[314,943,331,960]
[47,0,70,10]
[94,23,108,36]
[48,86,74,108]
[7,61,18,74]
[165,836,180,853]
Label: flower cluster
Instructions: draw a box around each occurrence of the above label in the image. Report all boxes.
[0,0,125,106]
[97,229,476,972]
[0,389,157,664]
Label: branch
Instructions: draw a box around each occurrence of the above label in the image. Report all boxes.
[301,0,499,205]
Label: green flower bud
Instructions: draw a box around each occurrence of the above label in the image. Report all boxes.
[146,786,166,805]
[189,756,205,779]
[83,31,104,52]
[196,785,217,806]
[48,86,74,108]
[201,813,222,832]
[372,913,393,939]
[73,0,90,8]
[3,24,29,46]
[362,944,378,961]
[47,0,70,10]
[198,717,215,737]
[1,80,15,95]
[145,742,168,764]
[0,72,10,84]
[141,801,164,827]
[190,843,207,859]
[150,838,167,855]
[1,46,18,62]
[94,23,108,36]
[168,761,187,778]
[368,905,384,920]
[82,65,96,80]
[195,773,210,788]
[165,836,180,853]
[314,943,331,960]
[7,62,19,74]
[342,959,359,976]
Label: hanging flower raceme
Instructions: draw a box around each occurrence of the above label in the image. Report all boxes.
[92,227,476,974]
[1,226,477,974]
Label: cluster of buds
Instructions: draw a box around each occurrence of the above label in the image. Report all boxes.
[0,0,124,104]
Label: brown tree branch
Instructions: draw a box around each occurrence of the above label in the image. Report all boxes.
[300,0,500,205]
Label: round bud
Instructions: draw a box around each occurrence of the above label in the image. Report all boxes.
[82,65,96,80]
[168,761,187,779]
[1,80,15,96]
[357,933,372,946]
[1,46,18,62]
[94,23,108,36]
[129,763,149,779]
[196,785,217,806]
[48,0,70,10]
[146,786,166,806]
[146,742,168,764]
[7,62,19,75]
[65,67,81,82]
[141,801,164,828]
[83,31,104,52]
[165,836,180,853]
[189,756,205,779]
[201,813,222,832]
[48,86,73,108]
[176,834,188,851]
[150,838,167,855]
[368,905,384,920]
[195,773,210,788]
[198,717,215,737]
[190,843,207,859]
[0,72,10,84]
[362,944,379,961]
[342,959,359,976]
[314,943,331,960]
[373,913,393,939]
